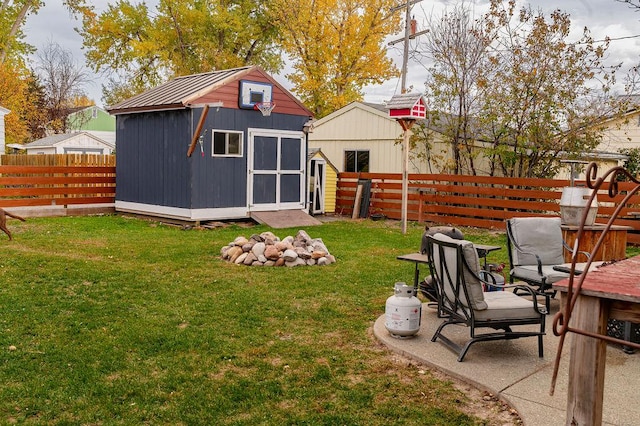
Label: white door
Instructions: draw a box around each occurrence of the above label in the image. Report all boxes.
[310,159,326,214]
[248,128,306,212]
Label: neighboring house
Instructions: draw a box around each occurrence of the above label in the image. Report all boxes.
[0,105,9,154]
[107,65,314,222]
[308,101,453,174]
[595,97,640,155]
[308,148,338,214]
[19,132,115,155]
[67,106,116,145]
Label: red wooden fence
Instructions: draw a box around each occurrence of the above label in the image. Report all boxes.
[337,172,640,244]
[0,155,116,214]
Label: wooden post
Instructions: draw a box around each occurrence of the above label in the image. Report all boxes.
[398,119,415,234]
[187,104,210,157]
[565,294,608,425]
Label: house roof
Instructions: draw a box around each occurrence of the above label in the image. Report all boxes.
[107,65,314,116]
[311,101,393,127]
[22,132,115,149]
[386,93,425,110]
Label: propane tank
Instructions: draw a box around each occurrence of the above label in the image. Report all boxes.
[385,282,422,338]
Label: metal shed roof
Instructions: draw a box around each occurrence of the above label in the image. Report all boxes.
[107,66,254,114]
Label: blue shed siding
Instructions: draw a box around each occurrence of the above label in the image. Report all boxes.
[116,106,310,214]
[116,110,191,208]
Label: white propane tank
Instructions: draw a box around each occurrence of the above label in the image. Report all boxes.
[385,282,422,338]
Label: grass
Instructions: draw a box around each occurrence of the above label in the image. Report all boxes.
[0,214,625,425]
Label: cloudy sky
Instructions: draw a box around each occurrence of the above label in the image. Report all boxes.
[23,0,640,107]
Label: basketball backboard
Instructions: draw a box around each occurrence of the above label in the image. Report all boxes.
[239,80,273,109]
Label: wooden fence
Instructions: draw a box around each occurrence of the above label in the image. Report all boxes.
[336,172,640,245]
[0,154,116,215]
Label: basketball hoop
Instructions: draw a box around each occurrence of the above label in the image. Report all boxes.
[254,102,276,116]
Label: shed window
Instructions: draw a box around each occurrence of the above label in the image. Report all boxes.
[212,130,243,156]
[344,150,369,172]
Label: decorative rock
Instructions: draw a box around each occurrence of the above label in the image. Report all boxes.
[296,230,312,243]
[228,246,243,263]
[251,242,266,257]
[243,252,257,265]
[249,233,264,242]
[233,236,249,246]
[282,249,298,262]
[294,247,312,259]
[260,231,277,241]
[275,241,291,251]
[221,230,335,267]
[311,250,328,259]
[311,239,329,253]
[264,245,280,261]
[286,258,306,267]
[282,236,294,245]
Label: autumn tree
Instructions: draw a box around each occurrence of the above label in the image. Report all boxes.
[34,41,90,134]
[480,1,620,178]
[74,0,282,105]
[0,0,42,64]
[270,0,402,118]
[417,0,622,178]
[419,3,501,174]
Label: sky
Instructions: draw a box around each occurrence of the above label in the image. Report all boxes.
[22,0,640,107]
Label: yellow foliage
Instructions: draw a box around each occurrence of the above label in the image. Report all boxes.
[271,0,401,117]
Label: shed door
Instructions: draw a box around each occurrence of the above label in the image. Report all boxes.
[310,158,326,215]
[248,128,306,211]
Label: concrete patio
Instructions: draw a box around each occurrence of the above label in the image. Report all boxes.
[373,297,640,426]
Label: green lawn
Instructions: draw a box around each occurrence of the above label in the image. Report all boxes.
[0,215,569,424]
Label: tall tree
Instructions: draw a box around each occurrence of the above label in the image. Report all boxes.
[0,63,47,146]
[0,0,42,64]
[417,0,622,178]
[35,41,90,134]
[270,0,401,118]
[420,3,501,174]
[75,0,282,105]
[480,1,620,178]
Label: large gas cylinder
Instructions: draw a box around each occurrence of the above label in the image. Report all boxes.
[385,282,422,338]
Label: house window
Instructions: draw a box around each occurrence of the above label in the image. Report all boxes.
[92,107,98,119]
[212,130,243,156]
[344,150,369,172]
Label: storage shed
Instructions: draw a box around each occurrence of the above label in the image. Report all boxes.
[107,66,314,222]
[308,148,338,214]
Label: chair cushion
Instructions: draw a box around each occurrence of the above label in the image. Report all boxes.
[510,262,603,286]
[431,233,487,310]
[474,291,540,321]
[509,217,564,266]
[510,265,569,285]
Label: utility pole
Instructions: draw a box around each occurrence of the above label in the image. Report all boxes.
[388,0,427,234]
[389,0,429,92]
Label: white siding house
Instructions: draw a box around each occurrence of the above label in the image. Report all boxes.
[308,102,427,173]
[20,132,115,155]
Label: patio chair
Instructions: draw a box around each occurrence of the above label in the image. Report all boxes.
[427,233,546,362]
[506,217,590,312]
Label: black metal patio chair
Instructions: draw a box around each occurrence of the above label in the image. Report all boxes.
[427,232,546,362]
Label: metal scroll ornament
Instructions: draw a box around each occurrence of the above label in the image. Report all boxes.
[550,163,640,395]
